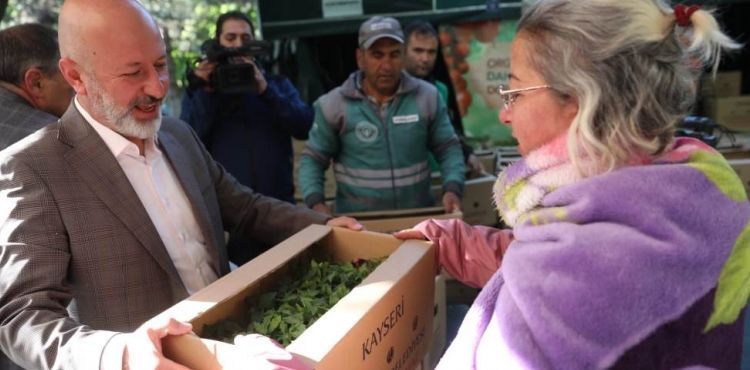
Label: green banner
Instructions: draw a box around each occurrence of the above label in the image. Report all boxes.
[440,19,517,146]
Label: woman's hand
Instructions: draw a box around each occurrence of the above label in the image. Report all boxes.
[392,228,427,240]
[123,318,193,370]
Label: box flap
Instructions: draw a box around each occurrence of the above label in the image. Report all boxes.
[161,226,435,370]
[288,240,434,369]
[154,225,332,326]
[343,206,446,219]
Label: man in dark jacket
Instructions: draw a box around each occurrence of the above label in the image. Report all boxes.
[181,11,311,204]
[0,2,359,367]
[0,23,73,151]
[403,20,484,176]
[181,11,313,263]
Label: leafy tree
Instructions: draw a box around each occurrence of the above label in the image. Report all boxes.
[0,0,258,114]
[0,0,59,28]
[150,1,257,90]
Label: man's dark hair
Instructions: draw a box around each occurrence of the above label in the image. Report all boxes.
[0,23,60,84]
[215,11,256,40]
[404,20,438,44]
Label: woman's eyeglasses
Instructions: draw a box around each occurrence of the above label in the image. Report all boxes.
[497,84,551,110]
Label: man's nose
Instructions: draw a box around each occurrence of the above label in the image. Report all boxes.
[381,58,394,72]
[144,67,167,99]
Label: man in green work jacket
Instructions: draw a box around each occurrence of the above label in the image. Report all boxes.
[299,16,465,215]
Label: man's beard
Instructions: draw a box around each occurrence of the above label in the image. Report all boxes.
[87,77,162,139]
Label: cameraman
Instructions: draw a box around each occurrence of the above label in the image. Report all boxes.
[181,11,314,264]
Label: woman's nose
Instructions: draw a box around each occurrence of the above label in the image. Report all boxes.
[499,107,511,126]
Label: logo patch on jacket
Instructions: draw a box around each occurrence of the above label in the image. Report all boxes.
[355,121,379,143]
[392,114,419,124]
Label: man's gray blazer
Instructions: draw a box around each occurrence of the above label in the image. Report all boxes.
[0,86,58,151]
[0,103,328,369]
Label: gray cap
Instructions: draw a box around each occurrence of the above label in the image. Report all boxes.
[358,16,404,49]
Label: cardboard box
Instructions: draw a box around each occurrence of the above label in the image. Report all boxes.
[429,174,498,227]
[706,95,750,132]
[702,70,742,98]
[460,175,498,226]
[721,148,750,161]
[158,225,435,370]
[444,274,481,307]
[728,157,750,197]
[347,206,462,233]
[496,152,522,173]
[422,274,447,370]
[344,175,499,233]
[473,149,497,175]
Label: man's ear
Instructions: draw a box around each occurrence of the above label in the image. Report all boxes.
[22,67,45,99]
[355,48,364,70]
[58,57,87,95]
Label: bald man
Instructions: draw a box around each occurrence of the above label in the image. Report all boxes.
[0,0,359,368]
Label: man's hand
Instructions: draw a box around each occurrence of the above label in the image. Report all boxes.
[326,216,364,231]
[249,60,268,94]
[466,153,487,177]
[227,56,267,94]
[442,191,461,214]
[124,318,193,370]
[312,202,332,216]
[192,59,217,84]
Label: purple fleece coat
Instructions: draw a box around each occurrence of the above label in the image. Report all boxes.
[436,138,750,369]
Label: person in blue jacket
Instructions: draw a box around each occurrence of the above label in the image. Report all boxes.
[180,11,313,263]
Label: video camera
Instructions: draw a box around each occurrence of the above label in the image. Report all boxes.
[190,39,271,93]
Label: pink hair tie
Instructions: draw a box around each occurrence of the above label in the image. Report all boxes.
[674,4,700,27]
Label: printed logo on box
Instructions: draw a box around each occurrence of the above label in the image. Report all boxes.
[388,318,426,370]
[359,294,428,370]
[362,295,405,360]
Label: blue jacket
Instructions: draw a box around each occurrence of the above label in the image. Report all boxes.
[180,73,312,203]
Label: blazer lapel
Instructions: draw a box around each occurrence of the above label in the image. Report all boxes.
[158,130,224,275]
[58,106,184,287]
